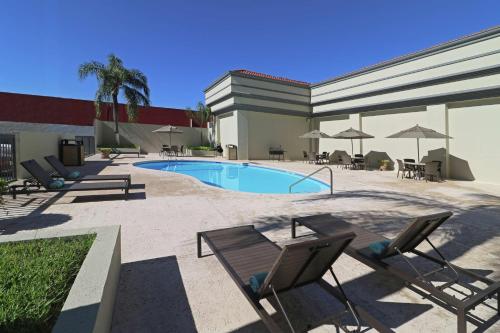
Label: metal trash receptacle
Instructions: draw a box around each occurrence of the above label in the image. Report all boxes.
[60,139,85,166]
[226,144,238,160]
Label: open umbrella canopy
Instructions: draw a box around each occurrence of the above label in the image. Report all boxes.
[153,125,183,134]
[331,127,374,155]
[331,127,374,139]
[153,125,184,146]
[386,124,451,139]
[386,124,452,162]
[299,130,332,139]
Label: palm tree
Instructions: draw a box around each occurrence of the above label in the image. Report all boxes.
[79,54,150,145]
[187,102,212,145]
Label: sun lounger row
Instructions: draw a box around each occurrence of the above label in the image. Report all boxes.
[10,156,131,199]
[198,211,499,332]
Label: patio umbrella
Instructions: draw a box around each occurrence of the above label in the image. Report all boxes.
[299,130,332,155]
[386,124,452,162]
[331,127,374,155]
[153,125,183,146]
[299,129,332,139]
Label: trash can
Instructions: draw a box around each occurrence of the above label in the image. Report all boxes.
[226,144,238,160]
[60,139,85,166]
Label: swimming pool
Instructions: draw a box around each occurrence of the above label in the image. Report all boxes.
[135,160,330,194]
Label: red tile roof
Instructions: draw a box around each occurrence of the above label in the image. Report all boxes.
[232,69,309,86]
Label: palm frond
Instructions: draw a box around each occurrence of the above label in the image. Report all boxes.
[123,86,150,121]
[94,89,112,118]
[125,69,150,98]
[78,61,105,80]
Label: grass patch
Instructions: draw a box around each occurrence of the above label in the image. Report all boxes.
[0,234,96,333]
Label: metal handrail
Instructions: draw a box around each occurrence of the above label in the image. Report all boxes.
[289,166,333,195]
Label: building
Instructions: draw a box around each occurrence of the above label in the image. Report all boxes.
[205,26,500,184]
[0,92,205,179]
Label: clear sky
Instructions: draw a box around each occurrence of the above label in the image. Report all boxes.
[1,1,498,109]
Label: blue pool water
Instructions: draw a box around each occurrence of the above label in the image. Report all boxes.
[135,160,330,194]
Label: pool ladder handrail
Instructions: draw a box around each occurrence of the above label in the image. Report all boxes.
[289,166,333,195]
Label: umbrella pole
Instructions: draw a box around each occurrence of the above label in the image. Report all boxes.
[417,138,420,162]
[169,132,172,146]
[351,139,354,156]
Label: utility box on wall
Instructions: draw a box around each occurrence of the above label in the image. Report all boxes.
[60,139,85,166]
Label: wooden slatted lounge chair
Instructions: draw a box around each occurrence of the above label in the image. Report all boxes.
[13,159,129,199]
[197,225,392,333]
[291,212,500,333]
[44,155,131,188]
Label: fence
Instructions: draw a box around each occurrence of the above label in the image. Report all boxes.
[0,134,16,181]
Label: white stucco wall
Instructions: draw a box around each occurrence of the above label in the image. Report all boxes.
[312,34,500,103]
[245,111,310,160]
[15,131,68,178]
[95,120,208,153]
[218,112,239,158]
[447,102,500,183]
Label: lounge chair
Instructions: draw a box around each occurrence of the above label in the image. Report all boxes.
[13,159,129,199]
[197,225,392,333]
[44,155,131,188]
[291,212,500,333]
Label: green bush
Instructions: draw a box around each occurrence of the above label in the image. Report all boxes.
[0,179,8,204]
[97,143,138,149]
[0,235,96,333]
[188,146,213,151]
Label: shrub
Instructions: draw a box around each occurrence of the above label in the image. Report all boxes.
[97,144,138,149]
[188,146,214,151]
[0,179,8,204]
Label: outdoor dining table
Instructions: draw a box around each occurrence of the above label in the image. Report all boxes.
[404,161,426,179]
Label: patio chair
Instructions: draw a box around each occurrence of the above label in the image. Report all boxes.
[44,155,130,188]
[322,152,330,164]
[14,159,129,199]
[291,212,500,333]
[353,155,365,170]
[171,145,179,156]
[197,225,391,333]
[396,159,412,179]
[302,150,308,163]
[425,161,441,182]
[160,145,169,158]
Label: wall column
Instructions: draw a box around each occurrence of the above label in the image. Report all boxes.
[235,111,249,160]
[426,104,450,178]
[350,113,362,154]
[444,104,450,178]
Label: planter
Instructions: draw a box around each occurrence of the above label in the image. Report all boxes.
[0,226,121,333]
[188,149,216,157]
[379,160,392,171]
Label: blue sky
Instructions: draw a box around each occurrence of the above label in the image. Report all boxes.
[0,1,498,109]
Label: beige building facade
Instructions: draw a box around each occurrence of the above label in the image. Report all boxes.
[205,26,500,184]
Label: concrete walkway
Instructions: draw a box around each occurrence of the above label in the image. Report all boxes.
[1,154,499,332]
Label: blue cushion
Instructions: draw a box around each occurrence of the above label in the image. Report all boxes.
[67,171,81,179]
[249,272,268,293]
[48,179,64,189]
[368,240,391,256]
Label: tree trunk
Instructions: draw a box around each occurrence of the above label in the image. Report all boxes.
[112,94,120,145]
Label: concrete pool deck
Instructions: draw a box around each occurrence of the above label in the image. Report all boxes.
[1,154,499,332]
